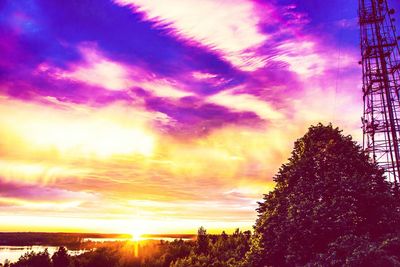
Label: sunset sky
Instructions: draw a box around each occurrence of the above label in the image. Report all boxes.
[1,0,400,234]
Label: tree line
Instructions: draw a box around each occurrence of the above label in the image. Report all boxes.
[0,228,251,267]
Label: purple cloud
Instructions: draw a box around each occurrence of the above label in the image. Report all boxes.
[0,178,94,202]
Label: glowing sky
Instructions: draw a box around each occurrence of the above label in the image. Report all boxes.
[1,0,399,234]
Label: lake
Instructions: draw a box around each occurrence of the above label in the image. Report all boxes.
[0,246,85,264]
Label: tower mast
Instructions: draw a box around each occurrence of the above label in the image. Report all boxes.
[359,0,400,183]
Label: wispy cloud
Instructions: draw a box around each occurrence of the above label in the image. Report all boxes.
[0,176,96,214]
[115,0,272,71]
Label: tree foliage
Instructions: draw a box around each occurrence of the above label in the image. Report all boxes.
[196,226,209,254]
[9,249,52,267]
[246,124,400,266]
[172,229,251,267]
[52,247,70,267]
[307,234,400,266]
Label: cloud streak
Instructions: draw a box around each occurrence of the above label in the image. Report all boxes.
[115,0,271,71]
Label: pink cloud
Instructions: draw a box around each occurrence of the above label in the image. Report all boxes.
[267,36,358,78]
[0,178,95,202]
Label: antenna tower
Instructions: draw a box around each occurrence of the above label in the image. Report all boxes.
[360,0,400,184]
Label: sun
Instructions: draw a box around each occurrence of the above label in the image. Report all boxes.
[129,229,144,241]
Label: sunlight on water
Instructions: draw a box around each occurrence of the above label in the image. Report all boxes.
[0,237,194,263]
[0,246,85,264]
[130,229,144,242]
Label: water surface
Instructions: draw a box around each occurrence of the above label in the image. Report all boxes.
[0,246,85,264]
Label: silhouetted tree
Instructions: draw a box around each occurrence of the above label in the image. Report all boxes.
[196,227,209,254]
[79,247,119,267]
[172,228,250,266]
[52,247,70,267]
[246,124,400,267]
[11,249,52,267]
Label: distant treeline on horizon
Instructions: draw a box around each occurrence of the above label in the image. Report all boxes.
[0,232,196,248]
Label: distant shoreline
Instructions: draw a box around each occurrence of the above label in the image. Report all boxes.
[0,232,196,248]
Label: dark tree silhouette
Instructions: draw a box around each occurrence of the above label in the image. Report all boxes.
[308,234,400,266]
[10,249,52,267]
[246,124,400,267]
[196,226,209,254]
[52,247,70,267]
[173,228,251,267]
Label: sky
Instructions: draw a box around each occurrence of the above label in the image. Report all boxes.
[1,0,399,234]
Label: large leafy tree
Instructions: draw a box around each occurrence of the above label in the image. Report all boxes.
[246,124,400,266]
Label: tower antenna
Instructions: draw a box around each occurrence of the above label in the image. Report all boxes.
[360,0,400,184]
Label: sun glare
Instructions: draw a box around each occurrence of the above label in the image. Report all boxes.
[130,229,144,241]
